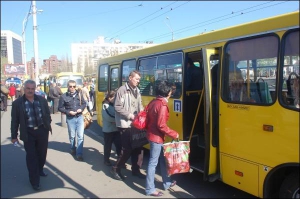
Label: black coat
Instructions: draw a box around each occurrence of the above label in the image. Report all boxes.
[11,95,52,141]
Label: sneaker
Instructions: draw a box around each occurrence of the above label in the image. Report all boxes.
[110,168,123,181]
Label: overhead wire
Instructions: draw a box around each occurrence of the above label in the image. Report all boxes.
[107,1,178,40]
[141,1,291,42]
[24,1,33,31]
[109,1,191,40]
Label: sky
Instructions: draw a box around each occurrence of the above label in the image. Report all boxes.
[1,1,299,67]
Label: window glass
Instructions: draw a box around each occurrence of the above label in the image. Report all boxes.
[110,67,119,91]
[157,52,183,98]
[281,30,299,109]
[98,64,108,92]
[138,52,183,97]
[121,59,136,85]
[57,76,83,88]
[223,35,278,104]
[138,57,157,96]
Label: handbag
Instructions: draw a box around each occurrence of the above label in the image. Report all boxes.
[82,107,93,129]
[79,92,93,129]
[130,127,149,149]
[163,139,190,176]
[132,99,155,130]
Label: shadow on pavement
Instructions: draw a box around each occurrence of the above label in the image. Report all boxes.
[1,139,99,198]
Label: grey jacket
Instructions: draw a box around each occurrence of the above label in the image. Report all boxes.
[11,95,52,142]
[102,102,118,133]
[114,83,144,128]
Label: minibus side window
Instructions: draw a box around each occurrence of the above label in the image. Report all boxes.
[281,30,299,109]
[99,64,108,92]
[223,35,278,105]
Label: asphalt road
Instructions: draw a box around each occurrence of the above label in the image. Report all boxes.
[1,101,257,198]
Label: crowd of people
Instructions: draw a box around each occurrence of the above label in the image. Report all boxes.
[8,71,179,197]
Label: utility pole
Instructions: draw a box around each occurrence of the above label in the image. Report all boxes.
[32,0,39,83]
[22,12,30,76]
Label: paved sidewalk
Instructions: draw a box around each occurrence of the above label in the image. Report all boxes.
[1,102,194,198]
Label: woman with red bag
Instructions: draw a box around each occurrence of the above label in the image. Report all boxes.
[145,81,179,197]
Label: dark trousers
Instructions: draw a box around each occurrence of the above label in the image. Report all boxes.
[1,95,8,111]
[23,126,49,186]
[103,131,121,163]
[53,98,59,113]
[113,128,142,173]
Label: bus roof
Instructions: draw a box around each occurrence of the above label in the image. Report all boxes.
[97,11,299,65]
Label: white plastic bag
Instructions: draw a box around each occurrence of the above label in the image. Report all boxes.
[88,101,93,110]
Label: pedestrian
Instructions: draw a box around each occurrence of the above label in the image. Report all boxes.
[15,84,22,99]
[81,82,92,115]
[102,90,122,166]
[55,83,63,97]
[9,83,16,101]
[10,79,52,191]
[35,84,47,99]
[1,82,9,111]
[58,80,86,161]
[48,82,60,114]
[145,80,179,197]
[110,70,145,181]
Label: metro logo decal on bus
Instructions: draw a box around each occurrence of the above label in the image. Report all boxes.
[174,100,182,113]
[227,104,250,111]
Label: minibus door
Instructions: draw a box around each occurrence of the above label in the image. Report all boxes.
[202,48,219,182]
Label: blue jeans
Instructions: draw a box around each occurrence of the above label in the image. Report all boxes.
[66,115,84,156]
[145,141,172,195]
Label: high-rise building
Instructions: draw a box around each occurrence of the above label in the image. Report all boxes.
[1,30,23,64]
[71,36,156,73]
[41,55,62,74]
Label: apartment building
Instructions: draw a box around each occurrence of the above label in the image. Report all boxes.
[71,36,156,72]
[1,30,23,64]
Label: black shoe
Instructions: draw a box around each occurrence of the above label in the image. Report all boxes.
[120,164,127,169]
[104,161,112,166]
[32,184,40,191]
[132,172,146,179]
[110,168,123,181]
[76,156,84,161]
[39,171,48,177]
[70,149,76,155]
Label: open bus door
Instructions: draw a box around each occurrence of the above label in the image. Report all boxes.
[202,48,220,182]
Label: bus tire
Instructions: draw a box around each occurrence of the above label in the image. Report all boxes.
[279,171,299,198]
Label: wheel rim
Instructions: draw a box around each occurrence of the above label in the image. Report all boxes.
[292,188,300,199]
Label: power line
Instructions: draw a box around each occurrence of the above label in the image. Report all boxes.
[109,1,190,40]
[141,1,290,42]
[24,1,33,31]
[107,1,178,40]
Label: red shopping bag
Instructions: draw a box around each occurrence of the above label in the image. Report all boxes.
[163,140,190,176]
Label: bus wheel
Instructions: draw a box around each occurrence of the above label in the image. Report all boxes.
[279,171,299,198]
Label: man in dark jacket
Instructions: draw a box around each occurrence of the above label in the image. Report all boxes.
[48,82,60,114]
[11,79,52,191]
[58,80,86,161]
